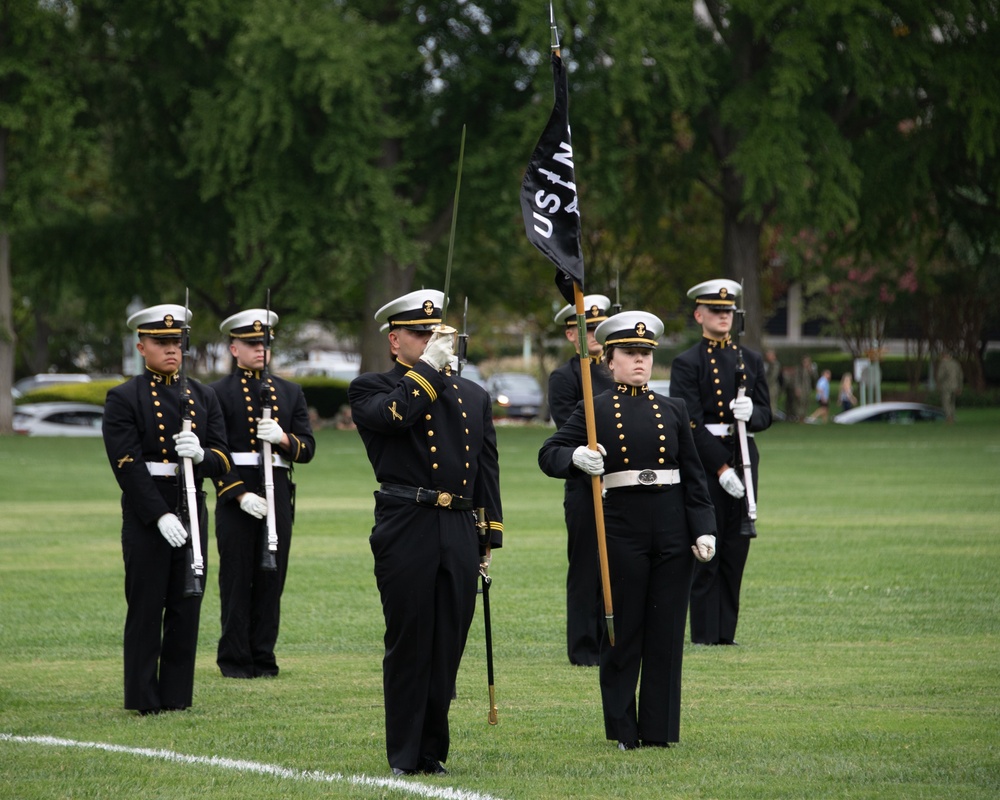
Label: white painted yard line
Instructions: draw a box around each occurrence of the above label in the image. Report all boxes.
[1,733,507,800]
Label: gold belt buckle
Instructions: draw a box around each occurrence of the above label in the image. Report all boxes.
[436,491,453,508]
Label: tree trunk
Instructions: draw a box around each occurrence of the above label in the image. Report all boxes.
[722,200,764,352]
[358,253,416,375]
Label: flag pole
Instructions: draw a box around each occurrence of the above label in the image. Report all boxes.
[550,5,615,646]
[573,283,615,646]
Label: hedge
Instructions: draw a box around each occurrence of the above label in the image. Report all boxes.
[14,376,352,420]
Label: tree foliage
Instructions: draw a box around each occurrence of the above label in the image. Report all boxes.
[2,0,998,415]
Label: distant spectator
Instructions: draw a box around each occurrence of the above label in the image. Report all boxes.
[936,353,963,424]
[764,350,783,416]
[793,356,817,421]
[806,369,832,424]
[783,366,798,421]
[838,372,857,412]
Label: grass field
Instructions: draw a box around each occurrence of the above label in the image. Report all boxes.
[2,411,999,799]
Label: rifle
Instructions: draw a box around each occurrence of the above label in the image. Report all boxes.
[179,289,205,597]
[456,297,469,377]
[476,507,498,725]
[734,284,758,538]
[259,290,279,571]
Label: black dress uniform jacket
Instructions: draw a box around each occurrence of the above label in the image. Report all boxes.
[539,384,716,744]
[548,355,614,665]
[210,368,316,678]
[670,337,771,644]
[349,358,503,773]
[103,368,232,713]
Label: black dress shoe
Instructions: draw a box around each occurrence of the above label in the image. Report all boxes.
[137,709,160,716]
[718,639,740,646]
[641,740,670,748]
[618,740,640,751]
[420,758,448,775]
[391,767,418,776]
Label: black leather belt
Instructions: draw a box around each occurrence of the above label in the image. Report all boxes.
[379,483,473,511]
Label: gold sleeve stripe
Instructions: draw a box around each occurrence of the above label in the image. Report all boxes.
[489,522,504,532]
[212,449,232,471]
[216,480,243,498]
[405,370,438,401]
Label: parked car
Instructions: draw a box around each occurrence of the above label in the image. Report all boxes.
[459,363,488,389]
[12,373,91,399]
[647,379,671,395]
[833,402,945,425]
[486,372,545,420]
[12,402,105,437]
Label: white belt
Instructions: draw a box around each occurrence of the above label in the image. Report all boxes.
[146,462,178,477]
[705,424,753,438]
[603,469,680,490]
[232,451,291,469]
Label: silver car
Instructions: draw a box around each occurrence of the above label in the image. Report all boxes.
[13,402,105,437]
[833,402,945,424]
[486,372,545,420]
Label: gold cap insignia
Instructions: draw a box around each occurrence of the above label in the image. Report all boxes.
[164,315,175,327]
[635,322,646,337]
[423,300,435,316]
[253,320,263,332]
[720,288,728,298]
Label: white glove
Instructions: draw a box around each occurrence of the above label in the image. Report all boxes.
[257,417,284,445]
[719,468,745,499]
[173,430,204,464]
[157,513,188,548]
[692,534,716,563]
[239,492,268,519]
[419,329,454,371]
[572,443,607,476]
[730,396,753,422]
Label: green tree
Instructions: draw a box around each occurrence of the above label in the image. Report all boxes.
[575,1,1000,351]
[0,0,96,433]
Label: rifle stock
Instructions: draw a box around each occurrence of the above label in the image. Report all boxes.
[734,285,758,538]
[179,290,205,597]
[259,409,279,571]
[259,291,278,571]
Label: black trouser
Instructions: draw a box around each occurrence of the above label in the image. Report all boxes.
[215,472,292,678]
[599,489,694,744]
[564,479,603,666]
[690,442,758,644]
[369,494,479,772]
[121,488,206,712]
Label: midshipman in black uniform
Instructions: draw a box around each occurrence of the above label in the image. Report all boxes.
[539,310,717,749]
[547,294,614,666]
[211,309,316,679]
[348,290,503,776]
[669,280,771,645]
[103,303,231,715]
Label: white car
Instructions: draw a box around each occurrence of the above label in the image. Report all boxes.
[833,402,945,424]
[13,402,105,437]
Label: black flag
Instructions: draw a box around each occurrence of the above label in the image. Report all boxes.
[520,52,584,304]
